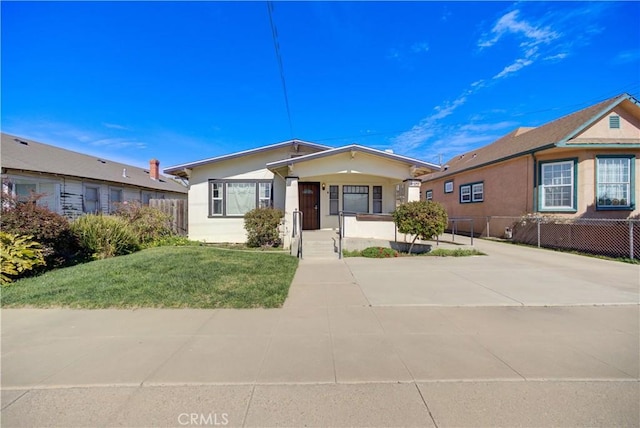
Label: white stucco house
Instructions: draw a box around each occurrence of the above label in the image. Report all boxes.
[164,140,440,248]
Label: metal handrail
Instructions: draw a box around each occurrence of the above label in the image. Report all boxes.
[292,210,303,259]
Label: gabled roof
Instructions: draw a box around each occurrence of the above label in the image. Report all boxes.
[421,93,639,181]
[1,133,187,193]
[266,144,440,175]
[164,139,331,177]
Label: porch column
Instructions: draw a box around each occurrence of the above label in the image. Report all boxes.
[404,179,422,202]
[283,176,300,249]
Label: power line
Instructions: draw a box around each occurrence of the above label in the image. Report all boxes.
[266,2,294,139]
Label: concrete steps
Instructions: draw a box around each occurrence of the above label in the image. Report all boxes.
[301,230,339,259]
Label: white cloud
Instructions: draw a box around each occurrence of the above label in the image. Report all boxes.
[479,10,559,49]
[493,58,533,79]
[411,42,430,53]
[544,52,568,62]
[102,122,129,130]
[612,50,640,65]
[91,138,147,150]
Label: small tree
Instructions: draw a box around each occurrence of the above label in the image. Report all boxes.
[244,207,284,248]
[392,201,448,254]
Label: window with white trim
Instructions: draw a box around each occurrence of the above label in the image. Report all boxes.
[343,185,369,213]
[208,180,272,217]
[540,160,575,210]
[460,182,483,204]
[425,190,433,201]
[596,156,633,209]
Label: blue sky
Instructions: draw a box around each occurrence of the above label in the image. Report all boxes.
[2,1,639,171]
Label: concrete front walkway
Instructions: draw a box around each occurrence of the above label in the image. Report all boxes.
[1,241,639,427]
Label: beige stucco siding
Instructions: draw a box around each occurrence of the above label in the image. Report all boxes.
[187,147,295,243]
[574,104,640,141]
[289,151,416,180]
[535,148,640,218]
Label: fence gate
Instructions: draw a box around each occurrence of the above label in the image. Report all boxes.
[150,199,188,235]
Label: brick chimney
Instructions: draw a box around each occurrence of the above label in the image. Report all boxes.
[150,159,160,180]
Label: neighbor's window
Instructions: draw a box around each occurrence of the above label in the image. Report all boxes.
[142,192,153,205]
[472,183,484,202]
[343,185,369,213]
[444,180,454,193]
[460,185,471,203]
[373,186,382,213]
[596,156,633,209]
[425,190,433,201]
[329,185,339,215]
[540,160,576,211]
[15,183,36,202]
[109,188,123,212]
[84,186,100,213]
[209,180,272,217]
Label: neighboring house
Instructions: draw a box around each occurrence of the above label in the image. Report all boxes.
[164,140,439,247]
[1,133,187,218]
[420,93,640,236]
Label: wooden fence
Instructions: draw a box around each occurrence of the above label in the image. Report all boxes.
[150,199,188,235]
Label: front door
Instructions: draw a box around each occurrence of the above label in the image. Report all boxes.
[298,182,320,230]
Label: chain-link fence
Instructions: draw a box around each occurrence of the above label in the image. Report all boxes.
[448,215,640,259]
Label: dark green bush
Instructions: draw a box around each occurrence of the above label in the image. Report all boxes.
[113,201,173,246]
[393,201,448,254]
[0,192,84,269]
[0,232,46,284]
[361,247,399,258]
[244,207,284,248]
[71,215,139,259]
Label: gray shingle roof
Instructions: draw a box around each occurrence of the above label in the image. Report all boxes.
[1,133,187,193]
[421,93,638,181]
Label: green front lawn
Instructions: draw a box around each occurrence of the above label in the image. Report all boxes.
[1,246,299,309]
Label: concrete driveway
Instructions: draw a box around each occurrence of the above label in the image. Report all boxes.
[346,239,640,306]
[1,240,639,427]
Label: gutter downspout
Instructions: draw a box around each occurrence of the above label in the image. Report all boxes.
[531,152,538,213]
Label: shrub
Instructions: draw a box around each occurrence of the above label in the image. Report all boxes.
[0,192,84,268]
[393,201,448,254]
[1,232,46,284]
[244,207,284,248]
[71,215,140,259]
[361,247,399,258]
[113,201,173,246]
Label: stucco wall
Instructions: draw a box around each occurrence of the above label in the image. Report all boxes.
[187,147,295,243]
[575,104,640,140]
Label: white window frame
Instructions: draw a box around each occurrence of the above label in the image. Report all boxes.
[460,185,471,203]
[539,160,576,211]
[208,180,273,217]
[472,183,484,202]
[596,156,633,209]
[425,190,433,201]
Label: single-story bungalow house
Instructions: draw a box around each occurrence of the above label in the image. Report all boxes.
[1,133,187,218]
[420,93,640,236]
[164,141,439,248]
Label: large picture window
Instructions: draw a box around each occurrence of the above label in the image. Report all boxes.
[596,156,634,209]
[343,185,369,213]
[209,180,272,217]
[539,160,576,211]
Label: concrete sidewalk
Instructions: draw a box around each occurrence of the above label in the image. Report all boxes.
[2,242,639,427]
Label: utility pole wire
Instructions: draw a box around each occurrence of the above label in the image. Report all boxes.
[267,2,294,139]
